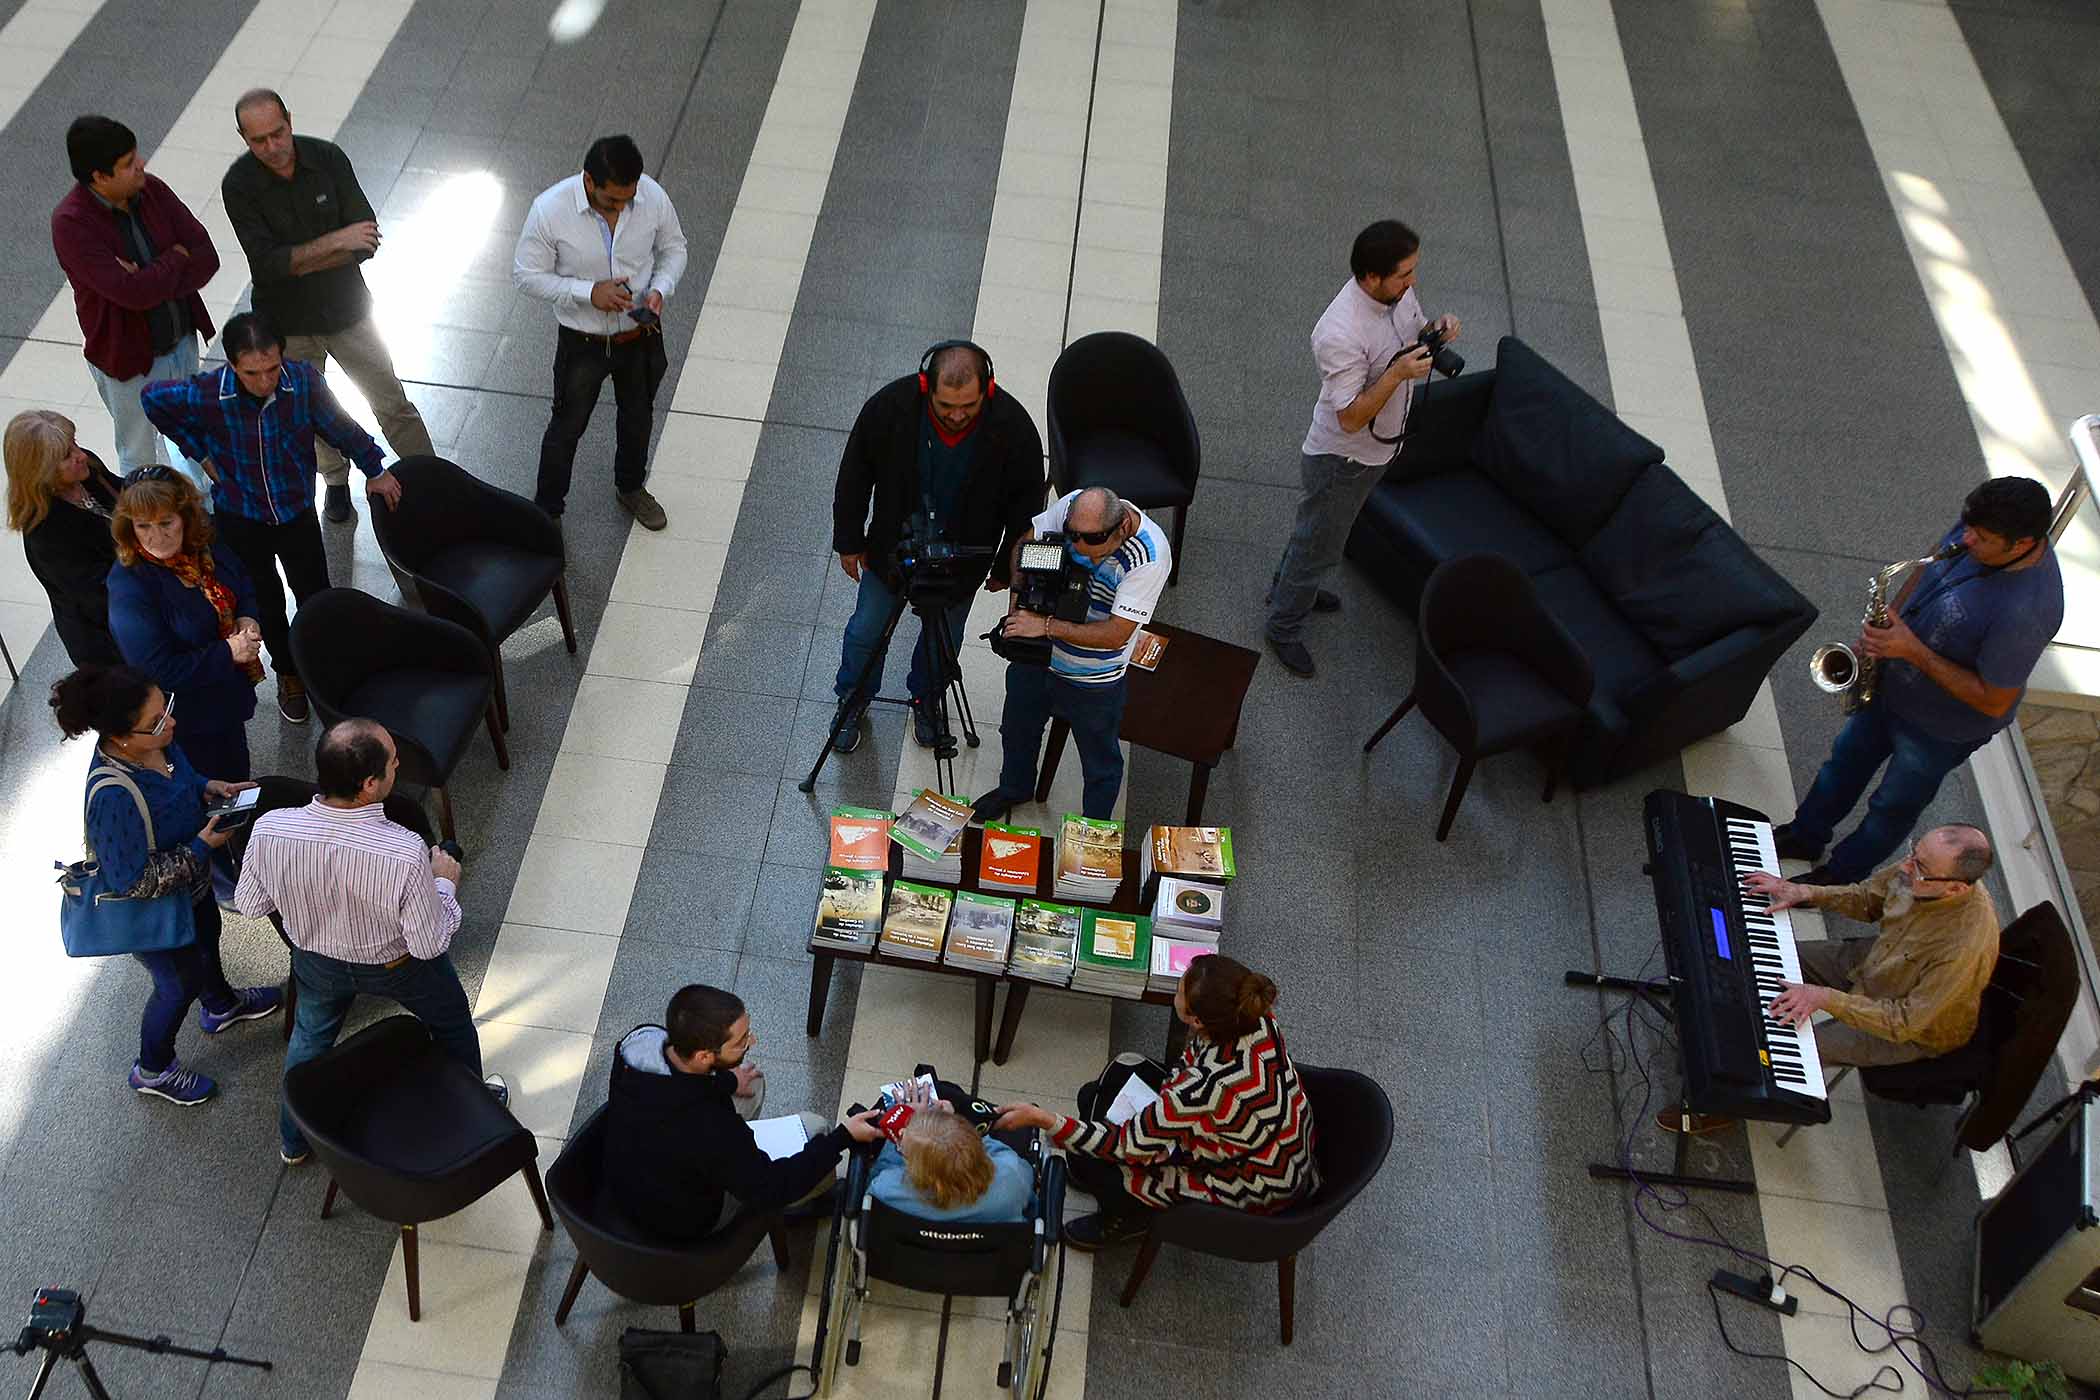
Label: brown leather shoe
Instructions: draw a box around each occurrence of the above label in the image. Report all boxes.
[278,674,310,724]
[617,488,667,531]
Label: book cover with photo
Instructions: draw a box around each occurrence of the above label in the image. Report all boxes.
[1151,875,1224,941]
[812,865,885,950]
[828,806,894,871]
[1073,909,1152,998]
[1140,824,1235,886]
[1009,898,1081,984]
[891,790,971,864]
[977,821,1042,890]
[944,890,1017,971]
[879,880,953,960]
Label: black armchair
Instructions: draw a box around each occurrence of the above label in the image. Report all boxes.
[283,1016,553,1322]
[371,455,576,732]
[229,776,438,1042]
[1116,1065,1392,1345]
[1779,902,2082,1154]
[547,1107,792,1333]
[1363,553,1594,841]
[1046,332,1200,585]
[290,588,508,842]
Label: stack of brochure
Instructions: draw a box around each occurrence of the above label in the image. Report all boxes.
[1148,934,1212,995]
[879,881,952,962]
[892,790,970,882]
[943,890,1017,974]
[1053,814,1123,903]
[811,866,885,951]
[977,821,1042,892]
[1008,899,1081,986]
[1071,909,1151,998]
[1150,876,1223,944]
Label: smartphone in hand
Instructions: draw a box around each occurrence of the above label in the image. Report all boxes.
[205,788,261,827]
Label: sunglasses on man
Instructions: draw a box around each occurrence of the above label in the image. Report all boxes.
[1067,506,1127,546]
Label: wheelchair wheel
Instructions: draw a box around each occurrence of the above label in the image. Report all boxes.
[814,1199,857,1395]
[1007,1237,1061,1400]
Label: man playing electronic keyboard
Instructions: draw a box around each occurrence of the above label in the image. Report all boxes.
[1745,824,2000,1068]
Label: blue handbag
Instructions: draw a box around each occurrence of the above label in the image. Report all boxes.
[54,764,198,958]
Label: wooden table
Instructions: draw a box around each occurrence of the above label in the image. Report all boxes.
[804,827,1187,1066]
[1031,620,1260,825]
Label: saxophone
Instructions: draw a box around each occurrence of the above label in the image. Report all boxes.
[1808,544,1965,714]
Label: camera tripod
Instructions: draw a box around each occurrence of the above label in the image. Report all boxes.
[11,1290,269,1399]
[800,579,981,797]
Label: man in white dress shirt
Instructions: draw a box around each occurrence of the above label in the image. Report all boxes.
[512,133,688,530]
[1264,219,1460,679]
[236,718,491,1165]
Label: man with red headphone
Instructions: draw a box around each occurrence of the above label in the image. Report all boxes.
[828,341,1046,752]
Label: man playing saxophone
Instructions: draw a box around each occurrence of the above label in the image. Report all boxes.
[1775,477,2062,884]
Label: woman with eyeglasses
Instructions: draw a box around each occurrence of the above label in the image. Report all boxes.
[4,409,127,667]
[106,467,264,781]
[50,664,281,1104]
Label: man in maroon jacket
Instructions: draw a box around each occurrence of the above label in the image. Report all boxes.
[51,115,218,495]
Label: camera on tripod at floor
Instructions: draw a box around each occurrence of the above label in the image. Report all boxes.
[987,534,1093,667]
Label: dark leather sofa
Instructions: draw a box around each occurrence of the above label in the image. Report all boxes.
[1344,336,1817,786]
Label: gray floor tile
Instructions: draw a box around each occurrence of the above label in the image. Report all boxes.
[648,765,785,857]
[626,849,763,953]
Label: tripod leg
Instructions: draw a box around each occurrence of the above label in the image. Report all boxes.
[802,586,915,793]
[25,1348,61,1400]
[73,1353,118,1400]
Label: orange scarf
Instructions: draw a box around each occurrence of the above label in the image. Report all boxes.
[150,549,264,684]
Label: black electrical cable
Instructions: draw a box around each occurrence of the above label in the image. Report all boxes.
[1584,946,2008,1400]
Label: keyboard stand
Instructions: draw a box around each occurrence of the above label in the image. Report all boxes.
[1566,969,1758,1196]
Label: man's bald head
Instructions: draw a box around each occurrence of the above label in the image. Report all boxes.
[1929,823,1993,884]
[233,88,288,137]
[932,345,987,392]
[1069,487,1123,534]
[315,718,397,803]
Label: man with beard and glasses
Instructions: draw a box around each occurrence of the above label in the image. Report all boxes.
[1743,823,2000,1069]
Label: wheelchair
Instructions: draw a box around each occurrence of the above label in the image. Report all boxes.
[810,1127,1067,1397]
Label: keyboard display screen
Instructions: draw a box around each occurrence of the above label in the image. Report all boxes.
[1709,906,1732,960]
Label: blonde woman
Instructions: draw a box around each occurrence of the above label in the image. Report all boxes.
[867,1087,1032,1223]
[4,409,125,666]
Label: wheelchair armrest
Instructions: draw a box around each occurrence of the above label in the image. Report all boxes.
[1039,1153,1068,1258]
[841,1141,877,1213]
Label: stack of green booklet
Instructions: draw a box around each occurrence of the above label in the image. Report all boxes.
[1071,909,1151,998]
[810,866,885,951]
[943,890,1017,973]
[1009,898,1081,986]
[879,880,952,962]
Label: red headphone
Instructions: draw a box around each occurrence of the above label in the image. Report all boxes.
[918,339,996,399]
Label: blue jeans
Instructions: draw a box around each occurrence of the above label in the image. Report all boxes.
[834,569,969,707]
[279,945,482,1157]
[90,335,210,503]
[1788,703,1988,882]
[133,894,237,1074]
[996,666,1128,819]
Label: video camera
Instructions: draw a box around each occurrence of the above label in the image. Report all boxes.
[987,534,1093,667]
[893,511,995,606]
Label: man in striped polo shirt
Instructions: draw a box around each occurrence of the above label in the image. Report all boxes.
[974,486,1172,823]
[235,718,493,1165]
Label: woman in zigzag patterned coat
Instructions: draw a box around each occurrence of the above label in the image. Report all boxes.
[996,953,1320,1251]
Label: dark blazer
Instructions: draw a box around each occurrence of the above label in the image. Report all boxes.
[50,177,218,381]
[603,1024,852,1245]
[20,455,124,667]
[832,374,1046,593]
[106,542,261,736]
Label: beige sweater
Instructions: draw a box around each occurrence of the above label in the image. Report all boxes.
[1812,867,2000,1053]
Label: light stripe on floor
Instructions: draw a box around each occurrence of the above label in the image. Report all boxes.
[1536,1,1914,1393]
[1815,0,2100,1105]
[440,5,880,1399]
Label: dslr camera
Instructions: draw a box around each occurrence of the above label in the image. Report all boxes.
[987,534,1092,667]
[1411,321,1465,379]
